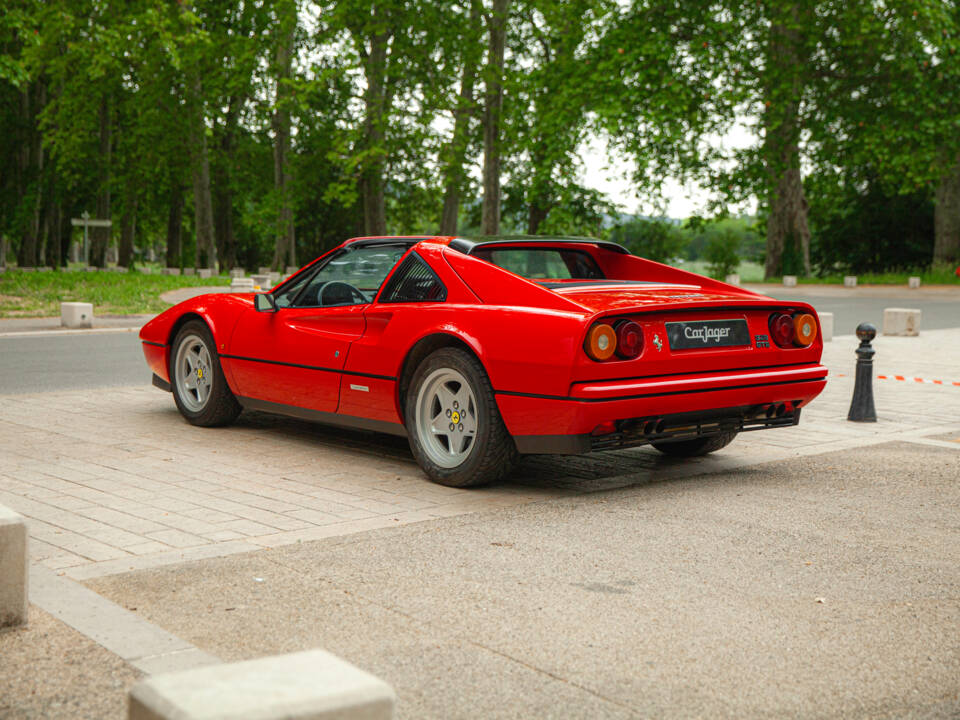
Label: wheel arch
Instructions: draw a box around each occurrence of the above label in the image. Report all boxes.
[396,332,485,423]
[166,312,215,378]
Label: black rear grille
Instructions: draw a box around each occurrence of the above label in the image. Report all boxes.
[590,404,801,451]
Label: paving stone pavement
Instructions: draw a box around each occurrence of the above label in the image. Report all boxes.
[1,329,958,582]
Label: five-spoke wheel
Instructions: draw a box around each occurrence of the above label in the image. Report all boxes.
[171,320,242,427]
[405,347,516,487]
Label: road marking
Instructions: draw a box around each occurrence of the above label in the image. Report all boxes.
[877,374,960,387]
[0,327,144,339]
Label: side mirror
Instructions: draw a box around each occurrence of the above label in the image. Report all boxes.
[254,293,278,313]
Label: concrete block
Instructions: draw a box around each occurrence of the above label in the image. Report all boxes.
[0,504,29,628]
[84,266,98,272]
[724,273,740,286]
[844,275,857,288]
[20,266,36,272]
[229,268,245,279]
[38,267,52,272]
[258,266,270,274]
[61,302,94,329]
[139,267,153,274]
[230,277,255,292]
[251,273,270,289]
[128,649,395,720]
[197,268,213,279]
[908,276,921,289]
[818,311,834,342]
[162,267,181,276]
[114,266,127,273]
[268,272,281,285]
[782,275,797,287]
[285,266,299,275]
[183,268,196,276]
[883,307,921,336]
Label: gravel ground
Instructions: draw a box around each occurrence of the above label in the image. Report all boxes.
[0,607,141,719]
[85,442,960,719]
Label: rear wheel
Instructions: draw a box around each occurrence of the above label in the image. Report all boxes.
[171,320,242,427]
[651,431,738,457]
[405,348,516,487]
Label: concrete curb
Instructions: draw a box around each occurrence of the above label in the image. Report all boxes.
[0,504,28,628]
[129,649,395,720]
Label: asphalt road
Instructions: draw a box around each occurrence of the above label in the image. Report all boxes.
[761,291,960,335]
[0,332,149,394]
[0,285,956,394]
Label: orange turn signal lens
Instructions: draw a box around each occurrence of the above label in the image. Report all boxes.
[793,313,817,346]
[585,323,617,361]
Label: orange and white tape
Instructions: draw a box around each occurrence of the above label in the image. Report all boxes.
[877,374,960,387]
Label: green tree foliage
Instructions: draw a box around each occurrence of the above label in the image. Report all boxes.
[1,0,957,275]
[608,218,684,263]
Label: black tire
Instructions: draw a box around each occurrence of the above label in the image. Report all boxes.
[170,320,242,427]
[404,347,517,487]
[651,431,738,457]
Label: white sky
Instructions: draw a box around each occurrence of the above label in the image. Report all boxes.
[580,125,759,219]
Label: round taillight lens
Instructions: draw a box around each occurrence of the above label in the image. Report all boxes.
[793,313,817,346]
[585,323,617,361]
[769,313,795,347]
[615,320,644,359]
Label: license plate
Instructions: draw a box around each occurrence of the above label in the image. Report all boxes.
[665,319,751,350]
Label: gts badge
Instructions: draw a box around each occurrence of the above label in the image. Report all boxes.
[755,334,770,348]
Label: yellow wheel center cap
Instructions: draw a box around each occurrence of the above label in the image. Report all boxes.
[197,367,204,380]
[451,411,461,424]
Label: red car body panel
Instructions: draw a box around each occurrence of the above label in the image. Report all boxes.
[140,235,828,455]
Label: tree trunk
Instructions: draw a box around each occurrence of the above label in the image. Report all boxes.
[527,201,551,235]
[166,182,184,268]
[190,76,217,271]
[360,25,390,237]
[90,95,112,268]
[119,197,137,268]
[481,0,509,236]
[213,102,240,271]
[272,1,297,270]
[934,155,960,266]
[762,10,810,279]
[44,198,61,269]
[439,0,483,236]
[17,84,40,267]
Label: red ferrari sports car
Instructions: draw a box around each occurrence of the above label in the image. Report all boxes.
[140,236,827,487]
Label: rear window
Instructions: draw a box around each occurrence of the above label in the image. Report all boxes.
[472,248,604,279]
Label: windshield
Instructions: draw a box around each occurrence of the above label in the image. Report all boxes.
[471,247,604,279]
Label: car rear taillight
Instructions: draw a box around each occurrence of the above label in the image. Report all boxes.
[769,313,795,347]
[615,320,644,359]
[585,323,617,361]
[793,313,817,347]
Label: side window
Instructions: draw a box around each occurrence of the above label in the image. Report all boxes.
[293,244,408,308]
[379,253,447,303]
[275,272,312,308]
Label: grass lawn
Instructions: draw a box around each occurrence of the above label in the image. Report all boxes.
[670,260,960,285]
[0,269,229,318]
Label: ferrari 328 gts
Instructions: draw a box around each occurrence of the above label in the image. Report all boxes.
[139,236,827,486]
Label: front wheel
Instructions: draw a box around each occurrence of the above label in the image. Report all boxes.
[405,348,516,487]
[171,320,242,427]
[651,431,738,457]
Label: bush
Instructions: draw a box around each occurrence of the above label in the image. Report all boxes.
[609,218,685,263]
[704,229,741,279]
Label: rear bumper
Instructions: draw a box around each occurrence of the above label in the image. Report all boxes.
[499,363,827,455]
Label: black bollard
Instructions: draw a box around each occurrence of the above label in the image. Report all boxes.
[847,322,877,422]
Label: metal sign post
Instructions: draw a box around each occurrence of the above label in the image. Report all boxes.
[70,211,112,265]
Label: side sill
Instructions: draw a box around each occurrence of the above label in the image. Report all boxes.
[236,396,408,438]
[513,434,591,455]
[152,374,172,392]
